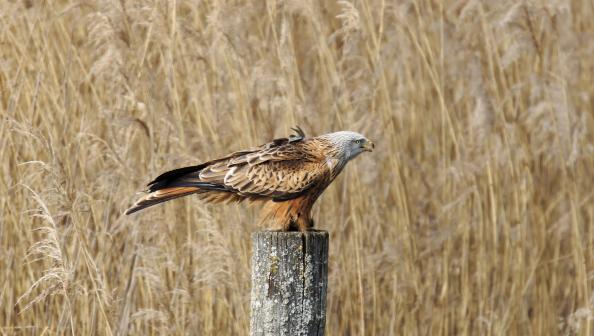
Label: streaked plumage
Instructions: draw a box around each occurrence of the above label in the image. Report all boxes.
[125,127,374,231]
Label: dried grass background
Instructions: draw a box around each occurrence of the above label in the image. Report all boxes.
[1,0,593,335]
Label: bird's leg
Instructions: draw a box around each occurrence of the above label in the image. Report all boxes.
[307,218,315,229]
[286,217,300,231]
[295,213,316,232]
[291,213,308,232]
[304,209,316,230]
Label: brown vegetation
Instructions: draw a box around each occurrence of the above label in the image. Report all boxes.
[1,0,593,335]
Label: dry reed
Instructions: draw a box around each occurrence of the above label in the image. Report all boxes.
[1,0,593,335]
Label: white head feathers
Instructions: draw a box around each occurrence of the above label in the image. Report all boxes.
[321,131,372,161]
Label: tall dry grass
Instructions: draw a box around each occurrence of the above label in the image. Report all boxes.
[1,0,593,335]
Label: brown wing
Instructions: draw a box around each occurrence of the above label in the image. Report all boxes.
[125,128,333,214]
[227,160,328,199]
[198,139,331,200]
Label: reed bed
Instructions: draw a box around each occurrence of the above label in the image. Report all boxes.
[1,1,592,335]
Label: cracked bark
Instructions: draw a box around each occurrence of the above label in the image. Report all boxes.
[250,231,328,336]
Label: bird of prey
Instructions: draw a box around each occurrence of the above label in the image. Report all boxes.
[125,127,373,231]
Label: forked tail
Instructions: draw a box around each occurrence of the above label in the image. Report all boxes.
[125,186,201,215]
[125,163,226,215]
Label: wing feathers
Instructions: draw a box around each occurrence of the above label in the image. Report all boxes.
[126,128,336,215]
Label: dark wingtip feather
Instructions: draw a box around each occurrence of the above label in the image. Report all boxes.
[147,164,207,190]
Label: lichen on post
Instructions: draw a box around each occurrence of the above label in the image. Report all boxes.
[250,231,329,336]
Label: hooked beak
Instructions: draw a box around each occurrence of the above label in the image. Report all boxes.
[363,139,375,152]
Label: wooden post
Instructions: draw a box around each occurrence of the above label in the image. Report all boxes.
[250,231,329,336]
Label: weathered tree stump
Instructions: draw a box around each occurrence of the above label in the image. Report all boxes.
[250,231,329,336]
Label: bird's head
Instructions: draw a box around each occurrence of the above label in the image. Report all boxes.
[324,131,374,161]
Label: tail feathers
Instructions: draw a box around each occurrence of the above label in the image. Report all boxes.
[125,187,200,215]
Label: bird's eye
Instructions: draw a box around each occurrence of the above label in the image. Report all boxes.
[355,139,363,144]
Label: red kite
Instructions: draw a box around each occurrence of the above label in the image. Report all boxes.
[126,127,373,231]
